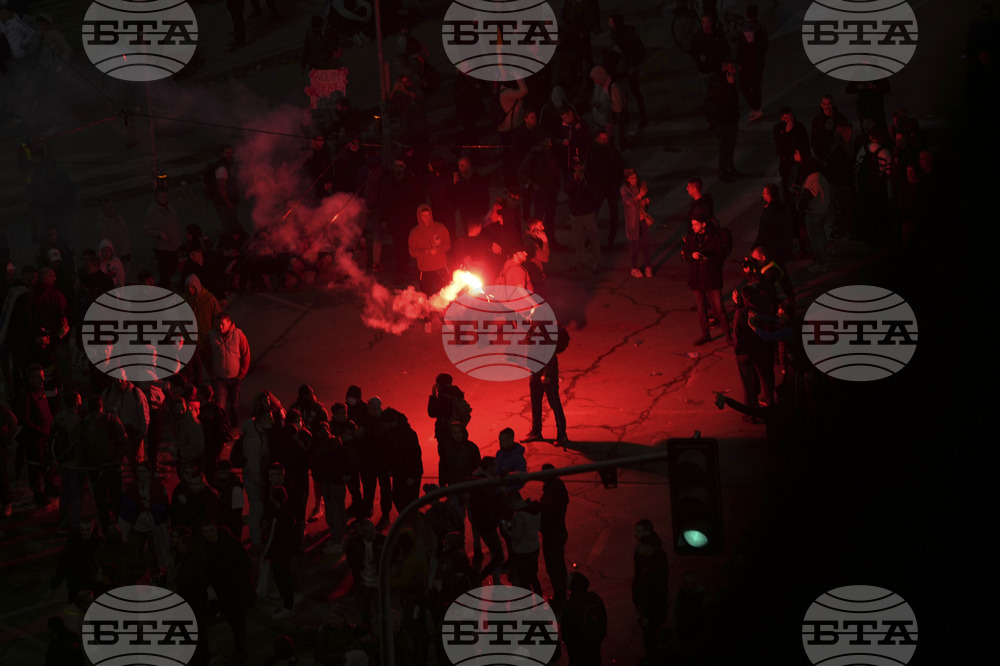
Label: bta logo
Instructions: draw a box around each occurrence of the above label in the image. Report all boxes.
[442,0,559,81]
[83,0,199,81]
[801,285,917,382]
[802,585,918,666]
[442,285,559,382]
[82,285,198,382]
[801,0,918,81]
[83,586,199,665]
[442,586,559,665]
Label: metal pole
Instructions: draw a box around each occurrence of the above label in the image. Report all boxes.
[373,0,390,164]
[378,449,672,666]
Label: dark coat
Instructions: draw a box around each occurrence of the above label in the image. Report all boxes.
[753,201,794,265]
[682,225,725,291]
[632,546,670,619]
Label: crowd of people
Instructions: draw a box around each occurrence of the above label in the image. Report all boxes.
[1,0,996,664]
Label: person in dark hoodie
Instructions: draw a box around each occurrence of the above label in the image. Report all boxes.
[383,407,422,515]
[562,572,608,666]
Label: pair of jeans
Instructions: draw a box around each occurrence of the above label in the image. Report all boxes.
[530,364,566,437]
[321,481,347,542]
[212,377,242,432]
[693,288,729,338]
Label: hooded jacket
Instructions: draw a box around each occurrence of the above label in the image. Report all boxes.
[184,274,221,350]
[408,204,451,273]
[98,238,125,288]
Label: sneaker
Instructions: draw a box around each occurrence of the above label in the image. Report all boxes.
[630,268,643,278]
[693,335,712,346]
[555,433,570,447]
[522,430,544,442]
[271,607,294,620]
[307,508,323,523]
[748,109,764,122]
[644,266,653,278]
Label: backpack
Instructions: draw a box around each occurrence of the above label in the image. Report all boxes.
[715,219,735,259]
[451,395,472,426]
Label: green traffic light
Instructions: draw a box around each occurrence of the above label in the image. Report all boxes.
[683,529,709,548]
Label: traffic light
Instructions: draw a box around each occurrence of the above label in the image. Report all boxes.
[667,434,724,555]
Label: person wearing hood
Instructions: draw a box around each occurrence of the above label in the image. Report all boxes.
[184,274,221,355]
[96,198,132,270]
[495,427,526,491]
[589,65,624,145]
[97,239,124,288]
[382,407,422,515]
[408,204,451,297]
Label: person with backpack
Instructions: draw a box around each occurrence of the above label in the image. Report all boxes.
[562,572,607,666]
[682,214,734,346]
[524,326,570,446]
[427,373,469,479]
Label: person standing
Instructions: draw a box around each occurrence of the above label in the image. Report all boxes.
[585,128,624,251]
[706,60,740,182]
[237,407,272,547]
[518,135,561,249]
[773,107,811,201]
[621,168,653,278]
[208,313,250,429]
[505,490,542,595]
[562,572,607,666]
[539,464,568,611]
[810,95,849,167]
[142,189,183,289]
[79,395,127,529]
[736,4,768,122]
[212,145,243,234]
[263,486,299,619]
[633,534,670,661]
[16,364,53,505]
[682,215,733,346]
[452,156,490,237]
[608,14,648,128]
[524,327,569,446]
[408,204,451,298]
[793,153,831,272]
[565,160,600,273]
[690,15,730,99]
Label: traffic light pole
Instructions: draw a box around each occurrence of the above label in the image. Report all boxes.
[377,450,671,666]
